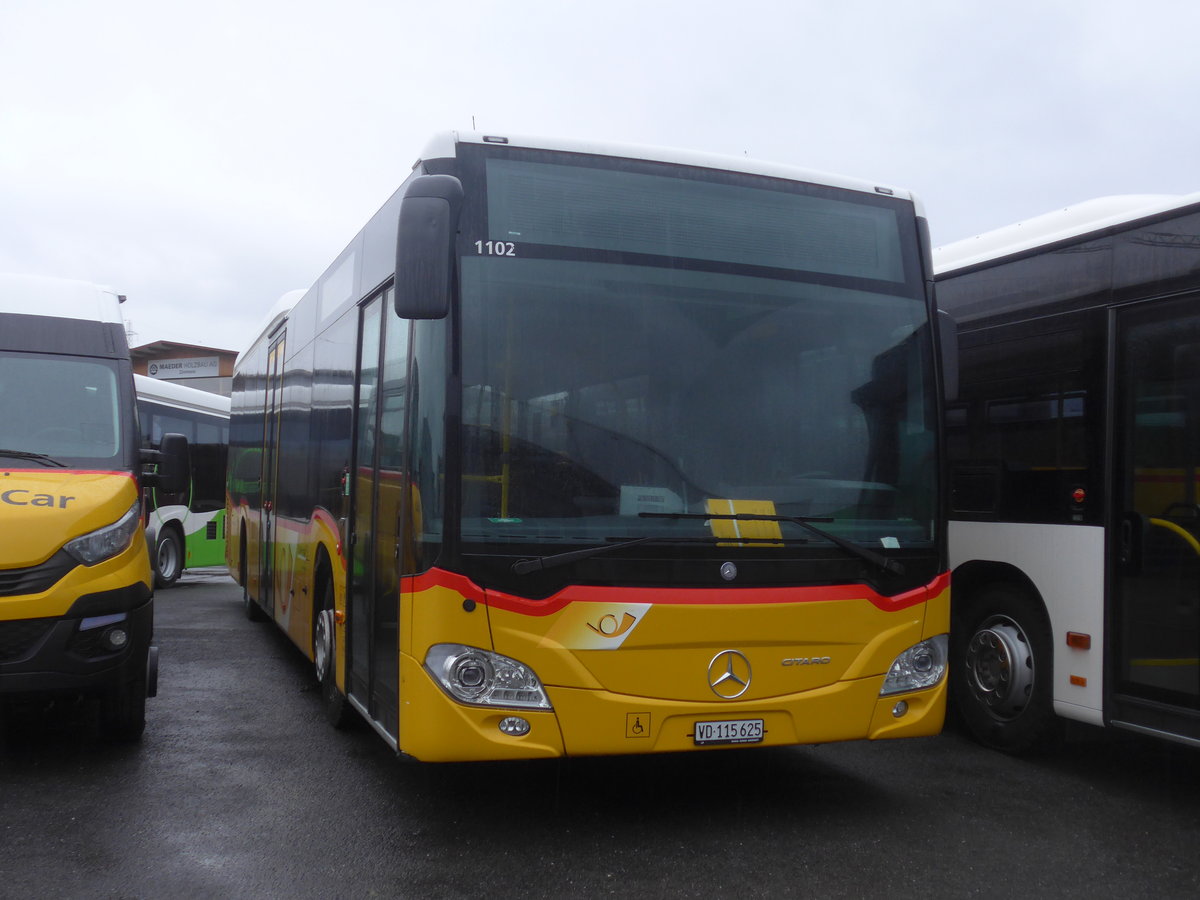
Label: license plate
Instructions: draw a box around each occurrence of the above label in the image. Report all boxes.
[693,718,764,746]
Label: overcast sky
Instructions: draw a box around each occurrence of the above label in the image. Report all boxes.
[2,0,1198,353]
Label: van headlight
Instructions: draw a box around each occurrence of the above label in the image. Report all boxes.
[64,501,142,566]
[424,644,552,710]
[880,634,948,696]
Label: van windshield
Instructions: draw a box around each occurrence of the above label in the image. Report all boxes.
[0,352,124,467]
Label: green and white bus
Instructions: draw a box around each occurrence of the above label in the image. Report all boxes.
[135,374,230,587]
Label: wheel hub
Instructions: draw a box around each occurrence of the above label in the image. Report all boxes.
[965,617,1035,719]
[314,609,334,682]
[158,537,180,580]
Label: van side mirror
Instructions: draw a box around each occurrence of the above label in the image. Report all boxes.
[142,432,190,494]
[394,174,465,320]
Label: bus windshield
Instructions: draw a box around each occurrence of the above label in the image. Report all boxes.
[458,155,935,553]
[0,352,124,467]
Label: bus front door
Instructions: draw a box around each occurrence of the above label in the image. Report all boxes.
[347,290,407,741]
[260,334,285,619]
[1113,297,1200,737]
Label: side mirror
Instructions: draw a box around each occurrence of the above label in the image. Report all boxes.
[142,432,190,494]
[394,174,465,320]
[937,308,959,403]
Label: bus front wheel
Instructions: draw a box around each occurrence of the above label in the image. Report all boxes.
[154,529,183,588]
[951,584,1057,753]
[314,578,354,729]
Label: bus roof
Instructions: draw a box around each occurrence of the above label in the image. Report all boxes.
[0,272,124,324]
[933,192,1200,276]
[134,373,230,416]
[417,131,921,208]
[234,289,304,367]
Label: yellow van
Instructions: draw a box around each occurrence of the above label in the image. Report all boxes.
[0,273,186,739]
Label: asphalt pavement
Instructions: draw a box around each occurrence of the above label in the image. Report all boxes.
[2,570,1199,899]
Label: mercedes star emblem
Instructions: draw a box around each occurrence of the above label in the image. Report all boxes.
[707,649,752,699]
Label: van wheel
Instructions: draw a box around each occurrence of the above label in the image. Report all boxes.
[314,578,354,729]
[951,584,1057,753]
[100,660,148,741]
[154,529,183,588]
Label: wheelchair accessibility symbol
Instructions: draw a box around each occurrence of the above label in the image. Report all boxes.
[626,712,651,738]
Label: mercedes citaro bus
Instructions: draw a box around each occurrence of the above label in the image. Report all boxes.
[229,132,955,761]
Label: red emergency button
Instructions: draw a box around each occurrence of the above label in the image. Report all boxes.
[1072,487,1087,504]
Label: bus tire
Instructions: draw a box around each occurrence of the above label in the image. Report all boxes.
[951,583,1057,753]
[241,535,267,622]
[314,577,354,729]
[154,528,184,589]
[242,583,267,622]
[100,662,148,742]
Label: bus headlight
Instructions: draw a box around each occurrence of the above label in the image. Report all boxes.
[880,634,948,696]
[64,501,142,566]
[424,644,552,710]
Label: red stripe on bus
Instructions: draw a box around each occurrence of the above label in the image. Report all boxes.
[408,568,948,616]
[311,507,346,564]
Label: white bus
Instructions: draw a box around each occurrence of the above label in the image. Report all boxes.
[935,192,1200,751]
[135,374,230,587]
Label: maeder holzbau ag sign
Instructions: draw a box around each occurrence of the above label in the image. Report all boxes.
[147,356,220,380]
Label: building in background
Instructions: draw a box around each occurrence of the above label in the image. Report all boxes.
[131,341,236,397]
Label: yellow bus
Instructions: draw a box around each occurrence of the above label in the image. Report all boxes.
[227,132,954,761]
[0,273,187,740]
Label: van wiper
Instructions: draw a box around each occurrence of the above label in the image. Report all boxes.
[510,535,793,575]
[0,448,67,467]
[640,512,905,575]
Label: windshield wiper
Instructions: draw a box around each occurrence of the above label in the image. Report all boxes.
[509,512,903,577]
[640,512,905,575]
[512,536,658,574]
[510,535,795,575]
[0,448,67,467]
